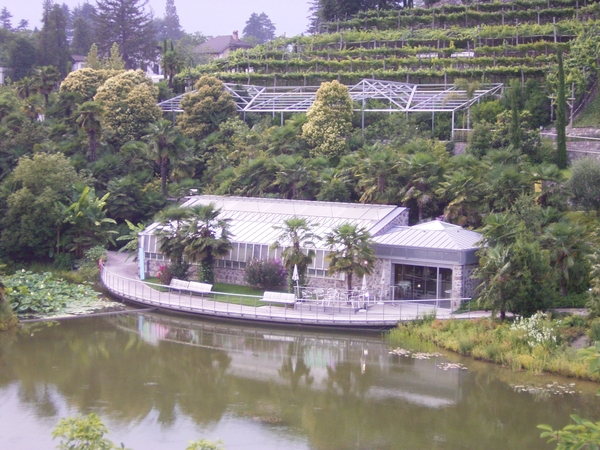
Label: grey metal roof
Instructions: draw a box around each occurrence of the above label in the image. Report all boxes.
[373,221,482,251]
[196,35,253,55]
[141,195,406,250]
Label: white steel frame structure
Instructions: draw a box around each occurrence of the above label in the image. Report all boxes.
[158,79,503,139]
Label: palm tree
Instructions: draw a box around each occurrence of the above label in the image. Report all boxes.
[161,41,183,89]
[325,223,375,291]
[14,76,36,99]
[34,65,60,107]
[181,204,232,284]
[542,220,589,296]
[143,119,189,197]
[397,152,443,223]
[473,244,512,321]
[272,217,320,290]
[76,101,104,162]
[156,205,193,263]
[354,143,399,204]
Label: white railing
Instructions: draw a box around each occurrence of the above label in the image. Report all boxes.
[100,262,474,327]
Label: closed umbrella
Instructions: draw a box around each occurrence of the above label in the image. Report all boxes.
[292,264,300,297]
[362,274,368,291]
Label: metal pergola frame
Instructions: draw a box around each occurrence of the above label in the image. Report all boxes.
[158,78,503,139]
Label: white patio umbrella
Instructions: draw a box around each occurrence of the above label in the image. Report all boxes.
[361,274,368,291]
[292,264,300,296]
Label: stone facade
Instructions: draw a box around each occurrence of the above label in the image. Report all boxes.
[451,263,479,299]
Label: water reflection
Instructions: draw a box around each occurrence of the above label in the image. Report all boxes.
[1,313,600,450]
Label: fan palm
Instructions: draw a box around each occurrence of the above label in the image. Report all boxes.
[272,217,320,290]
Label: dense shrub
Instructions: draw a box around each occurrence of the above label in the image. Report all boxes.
[158,265,172,285]
[244,259,287,291]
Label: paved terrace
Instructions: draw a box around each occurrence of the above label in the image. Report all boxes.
[101,252,489,329]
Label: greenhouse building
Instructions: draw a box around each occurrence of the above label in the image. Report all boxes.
[139,195,482,301]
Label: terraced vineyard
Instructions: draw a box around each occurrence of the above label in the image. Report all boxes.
[180,0,599,89]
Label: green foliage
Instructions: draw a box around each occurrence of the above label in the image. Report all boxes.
[60,68,122,101]
[244,259,287,291]
[3,270,99,315]
[94,0,157,69]
[177,76,237,142]
[243,12,276,44]
[390,315,591,377]
[271,217,319,290]
[302,80,353,160]
[168,261,190,281]
[53,253,75,271]
[538,415,600,449]
[186,440,223,450]
[569,158,600,213]
[52,413,121,450]
[325,223,375,291]
[538,343,600,448]
[556,50,568,169]
[94,70,161,146]
[0,153,92,261]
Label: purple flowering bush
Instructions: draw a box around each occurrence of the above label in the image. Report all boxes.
[244,259,287,291]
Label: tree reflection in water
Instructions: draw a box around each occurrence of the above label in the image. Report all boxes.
[2,313,600,450]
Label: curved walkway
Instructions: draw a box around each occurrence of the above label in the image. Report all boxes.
[101,252,486,329]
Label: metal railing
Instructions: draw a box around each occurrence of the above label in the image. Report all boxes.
[101,262,474,327]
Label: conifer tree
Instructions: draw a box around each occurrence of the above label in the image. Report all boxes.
[0,7,13,30]
[94,0,157,69]
[556,49,568,169]
[162,0,183,41]
[38,1,70,77]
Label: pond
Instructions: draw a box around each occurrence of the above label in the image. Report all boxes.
[1,312,599,449]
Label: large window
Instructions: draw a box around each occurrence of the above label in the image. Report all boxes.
[393,264,452,300]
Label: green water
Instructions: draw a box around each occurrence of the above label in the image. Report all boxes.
[1,312,599,449]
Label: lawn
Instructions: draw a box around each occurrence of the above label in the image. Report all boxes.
[144,279,288,308]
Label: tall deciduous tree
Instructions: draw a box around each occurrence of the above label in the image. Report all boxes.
[94,0,157,69]
[242,12,276,45]
[556,49,568,169]
[177,76,237,142]
[302,80,353,160]
[325,223,375,291]
[94,70,161,146]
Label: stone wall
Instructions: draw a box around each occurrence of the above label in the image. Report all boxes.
[452,263,479,299]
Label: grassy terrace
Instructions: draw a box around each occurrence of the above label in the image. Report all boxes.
[144,279,285,307]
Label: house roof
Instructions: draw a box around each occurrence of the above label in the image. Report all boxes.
[141,195,406,250]
[71,54,86,62]
[373,220,482,251]
[196,35,253,55]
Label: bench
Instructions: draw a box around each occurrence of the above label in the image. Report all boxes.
[169,279,213,294]
[262,291,296,306]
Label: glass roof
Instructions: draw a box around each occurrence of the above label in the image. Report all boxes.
[158,78,503,114]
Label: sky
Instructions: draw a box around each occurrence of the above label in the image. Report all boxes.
[1,0,311,38]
